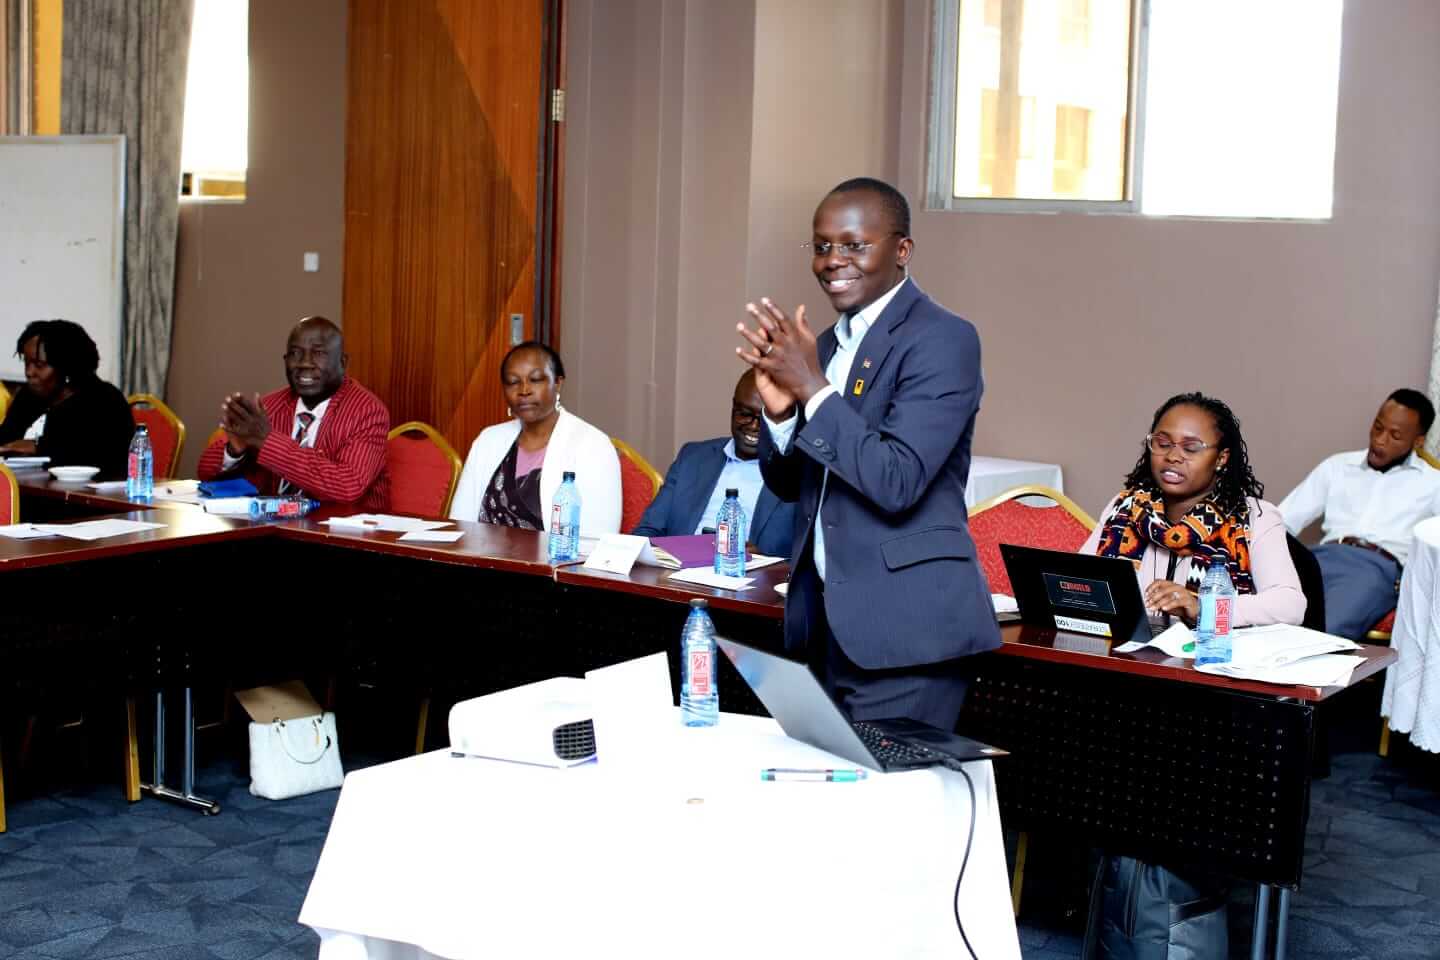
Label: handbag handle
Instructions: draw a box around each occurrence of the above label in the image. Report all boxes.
[273,717,333,765]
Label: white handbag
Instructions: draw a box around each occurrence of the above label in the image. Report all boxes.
[248,711,344,799]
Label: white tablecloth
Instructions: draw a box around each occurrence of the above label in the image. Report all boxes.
[967,456,1064,508]
[301,714,1020,959]
[1382,516,1440,752]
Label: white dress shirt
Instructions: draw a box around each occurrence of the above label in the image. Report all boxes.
[1278,449,1440,563]
[692,440,765,540]
[222,395,331,471]
[764,276,909,581]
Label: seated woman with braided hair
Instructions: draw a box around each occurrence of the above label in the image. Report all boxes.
[1079,391,1306,628]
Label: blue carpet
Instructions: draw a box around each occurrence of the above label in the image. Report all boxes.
[1,744,1437,958]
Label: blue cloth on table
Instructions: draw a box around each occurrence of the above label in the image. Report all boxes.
[198,477,259,498]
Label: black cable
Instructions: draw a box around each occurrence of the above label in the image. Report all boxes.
[945,758,979,960]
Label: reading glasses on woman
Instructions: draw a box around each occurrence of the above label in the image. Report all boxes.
[1145,433,1216,457]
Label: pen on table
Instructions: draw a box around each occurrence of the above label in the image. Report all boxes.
[761,767,867,782]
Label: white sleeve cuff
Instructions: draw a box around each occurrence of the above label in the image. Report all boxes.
[221,448,244,471]
[763,411,798,454]
[804,385,839,422]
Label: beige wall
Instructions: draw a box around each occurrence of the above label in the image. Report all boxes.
[168,0,347,478]
[564,0,1440,519]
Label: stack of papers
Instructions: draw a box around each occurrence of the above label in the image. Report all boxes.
[667,567,754,590]
[0,519,166,541]
[1119,622,1362,687]
[321,514,463,542]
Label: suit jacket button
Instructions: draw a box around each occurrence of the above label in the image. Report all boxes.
[812,438,824,447]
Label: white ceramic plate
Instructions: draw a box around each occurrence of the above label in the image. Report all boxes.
[775,582,789,597]
[49,466,101,482]
[4,456,50,468]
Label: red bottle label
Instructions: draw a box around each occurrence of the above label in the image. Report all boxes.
[689,649,712,697]
[716,521,731,554]
[1213,597,1233,637]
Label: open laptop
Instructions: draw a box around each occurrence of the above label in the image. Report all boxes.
[999,543,1168,645]
[715,636,1007,773]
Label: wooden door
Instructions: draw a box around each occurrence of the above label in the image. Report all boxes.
[344,0,558,455]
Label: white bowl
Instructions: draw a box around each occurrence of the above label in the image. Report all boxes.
[49,466,100,482]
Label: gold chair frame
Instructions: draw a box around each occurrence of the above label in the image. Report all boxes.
[969,483,1097,531]
[611,437,662,497]
[387,421,463,517]
[128,393,188,478]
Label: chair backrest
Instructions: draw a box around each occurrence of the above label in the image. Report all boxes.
[969,485,1097,596]
[0,384,11,424]
[128,393,186,478]
[611,437,662,534]
[385,421,463,517]
[1284,532,1327,633]
[1419,446,1440,470]
[0,462,17,525]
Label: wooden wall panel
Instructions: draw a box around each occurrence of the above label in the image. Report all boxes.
[344,0,546,455]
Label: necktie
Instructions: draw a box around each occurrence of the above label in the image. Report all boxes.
[294,411,316,444]
[279,412,317,496]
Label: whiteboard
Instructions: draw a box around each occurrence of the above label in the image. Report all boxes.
[0,136,125,384]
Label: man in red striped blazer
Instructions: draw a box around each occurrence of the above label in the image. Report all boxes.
[198,316,391,510]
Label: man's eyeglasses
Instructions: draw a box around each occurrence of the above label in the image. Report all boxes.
[801,233,903,260]
[731,405,762,425]
[1146,434,1216,457]
[285,347,331,364]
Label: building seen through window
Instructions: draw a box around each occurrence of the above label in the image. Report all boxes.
[180,0,249,200]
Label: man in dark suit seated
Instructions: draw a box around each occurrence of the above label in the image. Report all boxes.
[631,369,795,558]
[736,177,999,729]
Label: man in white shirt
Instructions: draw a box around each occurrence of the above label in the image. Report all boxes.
[1279,389,1440,639]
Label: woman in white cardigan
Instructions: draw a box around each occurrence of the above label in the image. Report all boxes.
[449,342,622,536]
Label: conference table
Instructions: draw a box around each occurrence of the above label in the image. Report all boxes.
[1,472,1395,958]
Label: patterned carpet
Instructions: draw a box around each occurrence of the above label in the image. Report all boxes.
[1,716,1437,959]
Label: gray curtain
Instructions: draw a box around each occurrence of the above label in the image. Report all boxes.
[61,0,193,396]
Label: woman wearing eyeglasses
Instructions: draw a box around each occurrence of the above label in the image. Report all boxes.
[1079,392,1305,627]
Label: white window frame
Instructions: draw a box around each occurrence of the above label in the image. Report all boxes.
[926,0,1150,214]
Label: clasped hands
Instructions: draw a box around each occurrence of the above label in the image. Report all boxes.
[1144,579,1199,623]
[218,392,271,457]
[735,298,829,421]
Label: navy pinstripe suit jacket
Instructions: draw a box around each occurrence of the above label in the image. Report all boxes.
[758,280,1000,671]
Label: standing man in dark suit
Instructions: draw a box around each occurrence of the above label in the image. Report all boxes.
[735,177,998,730]
[631,369,796,558]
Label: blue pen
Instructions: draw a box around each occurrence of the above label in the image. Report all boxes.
[761,767,867,782]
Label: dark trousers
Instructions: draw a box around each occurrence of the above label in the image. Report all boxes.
[792,567,970,731]
[1311,543,1400,640]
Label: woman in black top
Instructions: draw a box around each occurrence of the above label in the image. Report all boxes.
[0,320,135,477]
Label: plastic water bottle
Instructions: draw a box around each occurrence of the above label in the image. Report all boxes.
[1195,564,1236,666]
[548,471,581,563]
[249,497,319,521]
[127,424,153,502]
[713,487,747,577]
[680,598,719,726]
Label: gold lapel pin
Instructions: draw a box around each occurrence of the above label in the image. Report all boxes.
[853,378,865,396]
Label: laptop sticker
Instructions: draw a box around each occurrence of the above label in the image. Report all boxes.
[1043,572,1118,615]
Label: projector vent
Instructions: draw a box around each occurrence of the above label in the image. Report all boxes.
[553,719,596,760]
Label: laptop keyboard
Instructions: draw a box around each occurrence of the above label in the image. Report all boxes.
[853,721,943,765]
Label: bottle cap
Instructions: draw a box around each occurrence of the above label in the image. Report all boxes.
[725,487,739,497]
[563,471,576,481]
[689,598,708,609]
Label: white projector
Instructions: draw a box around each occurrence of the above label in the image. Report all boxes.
[448,676,595,767]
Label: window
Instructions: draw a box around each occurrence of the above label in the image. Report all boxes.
[928,0,1345,219]
[179,0,248,200]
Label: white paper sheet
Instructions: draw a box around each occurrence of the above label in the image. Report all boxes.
[0,523,57,539]
[745,554,784,571]
[202,497,257,516]
[397,529,465,544]
[668,567,754,590]
[323,514,452,533]
[583,534,648,575]
[1194,653,1362,688]
[86,480,130,493]
[32,519,166,541]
